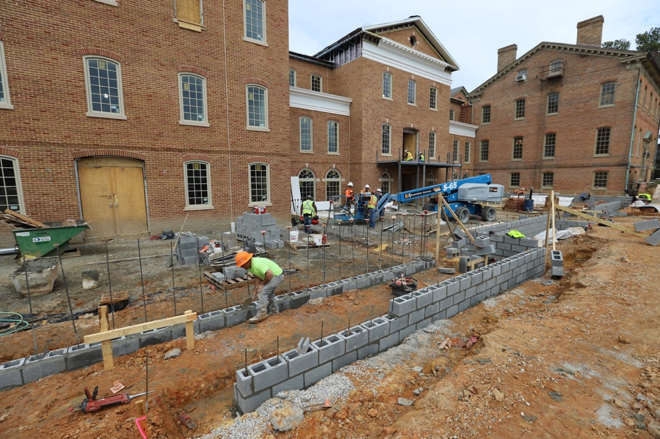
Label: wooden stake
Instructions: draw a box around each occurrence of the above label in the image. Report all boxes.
[99,305,114,370]
[544,202,551,266]
[551,190,556,251]
[435,204,442,264]
[185,310,195,351]
[438,196,474,243]
[135,399,148,438]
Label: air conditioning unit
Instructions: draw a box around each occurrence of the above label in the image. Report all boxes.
[516,74,527,82]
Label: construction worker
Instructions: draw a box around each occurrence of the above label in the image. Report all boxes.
[404,150,414,161]
[300,195,317,234]
[344,182,355,211]
[367,189,378,228]
[638,193,652,204]
[419,152,425,162]
[235,251,283,323]
[361,184,371,195]
[376,188,385,221]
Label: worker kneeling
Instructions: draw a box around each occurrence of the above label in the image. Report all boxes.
[235,251,284,323]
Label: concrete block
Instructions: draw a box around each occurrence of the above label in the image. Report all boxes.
[249,355,288,393]
[235,367,253,397]
[511,244,526,253]
[425,302,440,318]
[446,305,459,318]
[112,336,140,357]
[646,228,660,246]
[342,280,357,292]
[312,334,345,364]
[404,264,416,276]
[22,349,67,384]
[408,308,425,326]
[304,362,332,387]
[275,294,292,312]
[197,311,226,332]
[446,280,459,296]
[551,266,564,277]
[340,326,369,352]
[439,296,452,311]
[465,286,477,299]
[272,374,304,397]
[481,267,493,281]
[476,244,496,256]
[224,306,249,327]
[211,272,226,283]
[283,345,318,377]
[382,271,395,282]
[379,332,399,350]
[0,357,25,390]
[390,294,416,317]
[453,237,467,248]
[356,276,370,289]
[445,247,461,258]
[358,343,379,360]
[474,236,490,248]
[520,238,539,248]
[66,343,103,370]
[634,219,660,232]
[416,317,432,330]
[224,266,247,279]
[469,270,483,285]
[458,300,471,312]
[551,250,563,267]
[412,290,432,308]
[384,314,408,333]
[235,385,271,414]
[399,324,416,340]
[289,291,310,309]
[332,351,357,372]
[432,284,448,302]
[431,309,447,322]
[361,317,389,343]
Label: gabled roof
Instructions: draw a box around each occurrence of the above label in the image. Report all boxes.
[468,42,651,98]
[451,86,469,98]
[315,16,459,71]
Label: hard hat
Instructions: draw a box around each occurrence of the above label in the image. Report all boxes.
[376,188,382,193]
[365,184,370,188]
[347,182,353,187]
[306,195,312,199]
[235,250,253,267]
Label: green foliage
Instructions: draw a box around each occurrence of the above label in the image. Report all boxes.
[602,39,631,50]
[636,27,660,52]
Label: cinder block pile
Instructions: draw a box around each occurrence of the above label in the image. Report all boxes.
[236,213,284,249]
[634,218,660,246]
[176,232,210,265]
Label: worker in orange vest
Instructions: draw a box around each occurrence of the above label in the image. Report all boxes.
[343,182,354,211]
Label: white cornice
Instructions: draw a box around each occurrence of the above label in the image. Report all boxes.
[362,38,453,86]
[449,120,478,138]
[289,87,352,116]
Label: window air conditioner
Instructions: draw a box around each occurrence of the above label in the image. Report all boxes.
[516,74,527,82]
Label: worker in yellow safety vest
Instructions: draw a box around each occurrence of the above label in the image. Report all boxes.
[404,150,414,161]
[638,193,652,204]
[367,191,378,228]
[300,195,317,234]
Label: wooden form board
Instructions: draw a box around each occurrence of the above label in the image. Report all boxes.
[554,205,648,238]
[3,209,47,228]
[84,311,197,344]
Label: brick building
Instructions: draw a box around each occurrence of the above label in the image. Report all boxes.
[468,16,660,196]
[0,3,460,245]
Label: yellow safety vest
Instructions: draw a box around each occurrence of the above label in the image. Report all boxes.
[302,200,315,215]
[507,230,525,238]
[367,195,377,209]
[639,193,652,200]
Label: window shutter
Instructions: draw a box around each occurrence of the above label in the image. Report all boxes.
[177,0,201,25]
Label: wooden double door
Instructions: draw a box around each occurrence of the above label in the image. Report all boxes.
[78,157,148,237]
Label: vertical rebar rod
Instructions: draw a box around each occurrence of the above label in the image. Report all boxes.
[244,348,248,372]
[306,231,310,292]
[105,242,116,329]
[391,217,395,268]
[365,219,370,273]
[347,315,351,336]
[338,221,342,279]
[320,321,324,344]
[145,350,149,412]
[57,245,79,346]
[170,241,177,316]
[22,255,38,355]
[419,213,424,259]
[379,220,384,270]
[350,219,355,276]
[137,239,148,322]
[412,214,416,262]
[198,257,205,314]
[276,336,280,364]
[287,226,292,292]
[322,223,326,285]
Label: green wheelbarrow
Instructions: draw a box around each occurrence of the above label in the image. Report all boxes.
[12,220,90,258]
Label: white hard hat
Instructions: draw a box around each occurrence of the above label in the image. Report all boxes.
[347,182,353,187]
[376,188,382,193]
[365,184,370,188]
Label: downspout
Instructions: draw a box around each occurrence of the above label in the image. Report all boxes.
[222,0,234,219]
[625,69,642,192]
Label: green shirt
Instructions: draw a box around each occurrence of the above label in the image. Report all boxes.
[247,257,283,280]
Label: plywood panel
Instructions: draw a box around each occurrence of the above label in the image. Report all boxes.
[79,166,117,237]
[114,166,148,235]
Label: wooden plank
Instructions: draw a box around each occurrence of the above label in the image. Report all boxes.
[555,205,648,238]
[3,209,48,228]
[84,312,197,344]
[185,310,195,351]
[286,241,299,252]
[98,306,114,370]
[438,197,474,243]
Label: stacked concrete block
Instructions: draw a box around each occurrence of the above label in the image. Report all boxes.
[176,232,210,266]
[236,213,284,249]
[551,250,564,277]
[223,266,247,280]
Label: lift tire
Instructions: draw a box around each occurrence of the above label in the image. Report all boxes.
[480,206,496,222]
[455,207,469,224]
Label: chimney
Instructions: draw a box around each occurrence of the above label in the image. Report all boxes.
[576,15,604,46]
[497,44,517,72]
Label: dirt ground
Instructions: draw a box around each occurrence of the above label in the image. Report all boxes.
[1,212,659,438]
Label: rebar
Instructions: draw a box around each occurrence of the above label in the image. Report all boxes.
[145,350,150,412]
[22,255,38,355]
[306,231,310,292]
[365,219,369,273]
[379,219,384,270]
[287,226,292,292]
[320,321,324,344]
[322,223,327,285]
[390,216,395,268]
[137,239,148,322]
[350,219,356,276]
[105,242,116,328]
[276,336,280,364]
[197,257,205,314]
[56,245,79,346]
[170,241,177,316]
[338,221,342,279]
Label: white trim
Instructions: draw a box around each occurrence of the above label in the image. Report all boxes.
[83,56,126,119]
[327,120,339,154]
[290,87,352,116]
[289,68,296,87]
[311,74,322,93]
[362,37,453,86]
[243,0,267,45]
[183,160,213,209]
[299,116,313,153]
[449,120,478,138]
[248,162,271,204]
[246,84,269,129]
[178,72,209,127]
[94,0,118,6]
[0,155,25,214]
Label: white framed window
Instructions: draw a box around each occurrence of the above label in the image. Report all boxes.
[246,85,268,130]
[382,72,392,99]
[0,156,25,213]
[311,75,322,92]
[328,120,339,154]
[379,172,392,194]
[482,105,491,124]
[510,173,520,187]
[289,69,296,87]
[599,82,615,107]
[407,79,416,105]
[430,87,437,110]
[244,0,266,44]
[175,0,203,32]
[542,172,554,188]
[547,92,559,115]
[382,124,391,155]
[515,99,525,119]
[449,109,455,121]
[0,41,13,110]
[452,140,459,163]
[83,56,126,119]
[464,141,471,164]
[300,117,313,152]
[480,140,489,162]
[249,162,270,204]
[299,168,315,200]
[184,161,213,209]
[325,169,341,202]
[428,132,436,159]
[178,73,208,126]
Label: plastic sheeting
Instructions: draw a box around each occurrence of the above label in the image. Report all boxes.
[533,226,585,247]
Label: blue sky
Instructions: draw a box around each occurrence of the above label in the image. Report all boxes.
[289,0,660,92]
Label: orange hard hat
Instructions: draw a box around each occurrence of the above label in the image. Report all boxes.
[235,251,253,267]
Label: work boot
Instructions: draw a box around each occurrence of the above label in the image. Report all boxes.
[248,314,267,324]
[267,304,279,315]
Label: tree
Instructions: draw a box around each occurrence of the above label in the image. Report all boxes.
[636,27,660,52]
[602,39,631,50]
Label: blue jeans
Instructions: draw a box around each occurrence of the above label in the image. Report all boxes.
[303,214,312,233]
[368,208,376,228]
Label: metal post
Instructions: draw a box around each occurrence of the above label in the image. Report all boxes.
[390,216,395,268]
[137,239,148,322]
[105,242,116,328]
[22,255,38,355]
[350,218,356,276]
[379,218,384,270]
[145,350,150,412]
[338,221,342,279]
[412,214,417,262]
[198,255,205,314]
[306,229,310,292]
[276,336,280,364]
[286,225,292,293]
[365,219,370,273]
[169,241,176,316]
[320,321,324,344]
[56,245,79,346]
[322,223,327,285]
[261,230,267,255]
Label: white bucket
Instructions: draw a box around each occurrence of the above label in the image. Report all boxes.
[313,234,323,246]
[290,231,299,243]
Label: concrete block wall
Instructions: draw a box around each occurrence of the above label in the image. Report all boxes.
[0,259,434,391]
[234,247,547,413]
[236,213,284,249]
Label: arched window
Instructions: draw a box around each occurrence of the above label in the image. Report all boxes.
[246,85,268,129]
[83,56,125,119]
[249,162,270,204]
[178,73,208,126]
[426,173,435,186]
[325,169,341,202]
[463,172,470,179]
[380,172,392,194]
[299,168,315,200]
[0,156,24,213]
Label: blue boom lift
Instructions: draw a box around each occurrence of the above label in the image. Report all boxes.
[334,174,504,223]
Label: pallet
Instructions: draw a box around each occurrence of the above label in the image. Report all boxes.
[204,272,254,290]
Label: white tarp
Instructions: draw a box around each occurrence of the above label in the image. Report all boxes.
[533,226,585,247]
[631,201,660,212]
[290,176,301,215]
[530,194,574,207]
